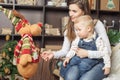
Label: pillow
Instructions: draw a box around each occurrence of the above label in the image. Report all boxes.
[103,74,120,80]
[111,43,120,74]
[103,43,120,80]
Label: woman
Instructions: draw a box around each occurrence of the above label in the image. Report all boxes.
[41,0,111,80]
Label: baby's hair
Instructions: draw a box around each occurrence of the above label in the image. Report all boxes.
[75,15,95,28]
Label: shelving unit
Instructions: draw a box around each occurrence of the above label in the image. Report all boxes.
[0,0,120,80]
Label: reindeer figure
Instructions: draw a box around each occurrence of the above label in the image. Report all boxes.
[0,6,42,80]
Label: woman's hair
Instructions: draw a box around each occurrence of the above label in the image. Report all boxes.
[68,0,90,15]
[66,0,90,42]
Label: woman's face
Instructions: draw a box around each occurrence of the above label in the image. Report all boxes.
[69,4,84,22]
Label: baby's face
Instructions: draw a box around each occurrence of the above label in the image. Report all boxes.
[74,21,89,38]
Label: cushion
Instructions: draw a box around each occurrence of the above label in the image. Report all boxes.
[103,43,120,80]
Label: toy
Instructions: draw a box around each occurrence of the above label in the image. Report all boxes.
[0,6,25,27]
[14,20,42,80]
[13,19,42,80]
[0,6,42,80]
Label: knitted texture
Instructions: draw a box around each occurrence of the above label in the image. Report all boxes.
[0,6,29,33]
[0,6,21,26]
[14,34,39,63]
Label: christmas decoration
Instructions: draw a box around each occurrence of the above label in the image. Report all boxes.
[0,41,19,80]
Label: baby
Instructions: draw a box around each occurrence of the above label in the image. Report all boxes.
[60,15,111,78]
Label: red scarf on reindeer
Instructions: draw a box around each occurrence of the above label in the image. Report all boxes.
[14,34,39,64]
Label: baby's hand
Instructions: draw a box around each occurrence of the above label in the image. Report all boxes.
[63,57,70,67]
[103,67,110,75]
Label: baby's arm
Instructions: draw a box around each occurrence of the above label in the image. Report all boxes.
[63,37,79,67]
[63,57,71,67]
[66,37,79,58]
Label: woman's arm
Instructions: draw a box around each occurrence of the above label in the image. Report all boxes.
[86,20,112,58]
[66,37,79,58]
[53,30,71,59]
[41,30,71,60]
[94,36,111,68]
[94,20,112,55]
[76,40,108,59]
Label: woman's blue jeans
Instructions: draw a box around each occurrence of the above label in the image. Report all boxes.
[64,62,105,80]
[60,56,100,77]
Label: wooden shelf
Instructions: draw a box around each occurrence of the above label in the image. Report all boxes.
[45,5,68,11]
[15,4,43,10]
[0,0,120,80]
[0,3,13,8]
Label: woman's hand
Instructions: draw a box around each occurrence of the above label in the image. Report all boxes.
[103,67,110,75]
[76,48,88,58]
[41,50,54,61]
